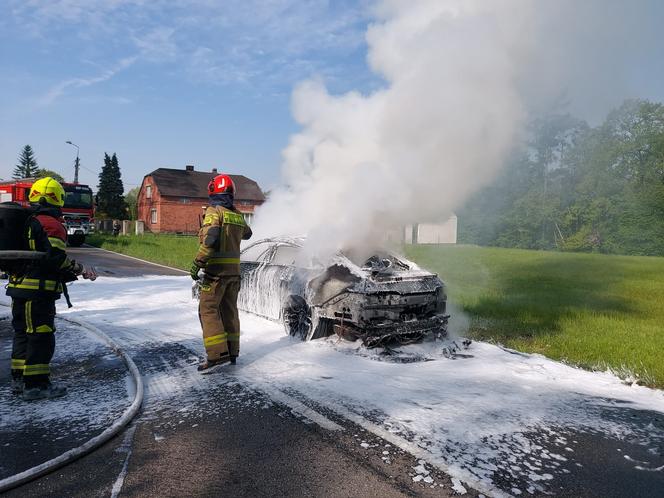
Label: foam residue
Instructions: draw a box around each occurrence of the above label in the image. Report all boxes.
[32,276,664,495]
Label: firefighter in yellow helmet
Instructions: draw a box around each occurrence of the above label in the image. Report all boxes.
[8,177,96,400]
[191,173,252,372]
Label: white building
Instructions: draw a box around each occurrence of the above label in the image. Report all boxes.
[404,215,458,244]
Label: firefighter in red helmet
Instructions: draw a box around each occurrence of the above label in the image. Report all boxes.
[191,173,252,371]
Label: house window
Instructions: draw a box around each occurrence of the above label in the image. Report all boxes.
[150,209,157,224]
[243,213,253,225]
[181,198,190,204]
[146,185,152,199]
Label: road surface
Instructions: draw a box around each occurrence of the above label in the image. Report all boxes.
[0,245,662,497]
[0,246,472,497]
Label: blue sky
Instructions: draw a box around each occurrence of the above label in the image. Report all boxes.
[0,0,377,190]
[2,1,663,194]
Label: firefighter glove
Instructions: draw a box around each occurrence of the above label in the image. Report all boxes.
[82,266,98,281]
[71,261,85,275]
[190,262,202,281]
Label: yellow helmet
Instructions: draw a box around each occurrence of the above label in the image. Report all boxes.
[29,177,65,207]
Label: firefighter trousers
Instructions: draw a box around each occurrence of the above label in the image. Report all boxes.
[10,297,57,388]
[198,276,241,361]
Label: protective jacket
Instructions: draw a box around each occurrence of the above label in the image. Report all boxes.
[6,206,77,300]
[195,205,252,277]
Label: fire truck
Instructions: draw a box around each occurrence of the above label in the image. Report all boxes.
[0,178,94,246]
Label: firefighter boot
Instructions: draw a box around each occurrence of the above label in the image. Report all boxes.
[22,382,67,401]
[11,377,24,395]
[197,353,231,373]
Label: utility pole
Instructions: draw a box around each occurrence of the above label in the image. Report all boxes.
[66,141,80,184]
[74,155,80,184]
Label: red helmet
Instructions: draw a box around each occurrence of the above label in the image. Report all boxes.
[208,174,235,195]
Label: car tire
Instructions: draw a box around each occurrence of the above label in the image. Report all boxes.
[282,295,312,340]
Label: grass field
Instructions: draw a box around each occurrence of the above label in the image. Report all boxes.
[405,245,664,387]
[87,234,664,387]
[86,233,198,270]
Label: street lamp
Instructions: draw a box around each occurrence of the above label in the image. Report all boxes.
[65,141,80,184]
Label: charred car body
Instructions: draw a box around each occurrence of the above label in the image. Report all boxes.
[238,237,449,348]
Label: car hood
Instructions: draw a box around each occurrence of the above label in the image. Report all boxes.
[309,253,443,302]
[329,253,437,280]
[350,272,444,294]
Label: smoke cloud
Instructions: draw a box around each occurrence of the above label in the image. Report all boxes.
[251,0,662,258]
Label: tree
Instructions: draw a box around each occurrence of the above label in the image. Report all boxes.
[459,99,664,256]
[13,145,40,179]
[459,114,589,250]
[36,169,65,183]
[97,153,127,219]
[125,186,140,220]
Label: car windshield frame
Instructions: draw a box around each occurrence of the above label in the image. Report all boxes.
[241,238,311,267]
[241,238,412,273]
[240,242,272,263]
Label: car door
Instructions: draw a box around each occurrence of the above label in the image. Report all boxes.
[238,241,274,318]
[238,241,299,320]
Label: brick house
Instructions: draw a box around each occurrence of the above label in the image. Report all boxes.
[137,165,265,234]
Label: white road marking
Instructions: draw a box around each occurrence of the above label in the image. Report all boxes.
[311,398,510,498]
[249,381,344,432]
[110,424,138,498]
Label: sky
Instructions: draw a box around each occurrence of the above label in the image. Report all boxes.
[1,0,663,194]
[0,0,377,190]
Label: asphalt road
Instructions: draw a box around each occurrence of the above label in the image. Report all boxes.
[1,245,662,497]
[68,245,186,278]
[0,316,461,497]
[0,246,473,498]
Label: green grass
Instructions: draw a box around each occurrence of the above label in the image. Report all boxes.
[405,244,664,387]
[88,234,664,387]
[86,233,198,271]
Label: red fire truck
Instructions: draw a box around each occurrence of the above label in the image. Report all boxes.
[0,178,94,246]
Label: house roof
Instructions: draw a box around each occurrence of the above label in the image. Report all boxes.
[145,168,265,202]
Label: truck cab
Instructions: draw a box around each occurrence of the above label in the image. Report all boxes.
[62,184,94,246]
[0,179,94,247]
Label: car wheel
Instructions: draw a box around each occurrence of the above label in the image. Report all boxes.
[283,295,312,340]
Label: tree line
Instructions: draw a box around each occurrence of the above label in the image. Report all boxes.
[459,99,664,256]
[10,145,131,220]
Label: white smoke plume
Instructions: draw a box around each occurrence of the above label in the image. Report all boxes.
[251,0,661,258]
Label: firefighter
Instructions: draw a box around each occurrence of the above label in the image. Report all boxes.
[191,173,252,371]
[8,177,95,400]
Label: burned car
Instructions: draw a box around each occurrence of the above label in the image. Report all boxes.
[237,237,449,348]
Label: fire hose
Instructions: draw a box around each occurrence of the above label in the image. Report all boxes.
[0,311,144,493]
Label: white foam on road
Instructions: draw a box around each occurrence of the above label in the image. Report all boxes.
[21,275,664,495]
[0,315,131,433]
[252,382,344,432]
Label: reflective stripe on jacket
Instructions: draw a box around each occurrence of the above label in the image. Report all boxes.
[6,211,73,299]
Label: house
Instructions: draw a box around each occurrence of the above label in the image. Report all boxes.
[137,165,265,234]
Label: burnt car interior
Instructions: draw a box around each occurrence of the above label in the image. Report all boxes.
[239,238,449,349]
